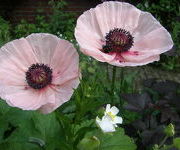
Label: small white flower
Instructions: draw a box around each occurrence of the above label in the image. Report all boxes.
[104,104,123,126]
[96,116,116,133]
[96,104,123,133]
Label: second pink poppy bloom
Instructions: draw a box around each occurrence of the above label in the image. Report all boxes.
[75,1,173,66]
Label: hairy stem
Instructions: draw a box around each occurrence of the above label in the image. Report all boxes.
[119,68,124,107]
[159,136,169,148]
[106,63,110,82]
[111,66,117,98]
[159,145,173,150]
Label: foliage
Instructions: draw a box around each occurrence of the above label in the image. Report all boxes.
[137,0,180,71]
[0,0,179,150]
[0,79,135,150]
[79,128,136,150]
[13,16,50,39]
[136,0,179,32]
[0,100,61,150]
[0,55,140,149]
[13,20,37,38]
[173,138,180,149]
[0,17,11,46]
[48,0,76,40]
[12,0,76,40]
[122,79,180,149]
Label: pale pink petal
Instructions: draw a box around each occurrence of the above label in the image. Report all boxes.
[132,27,173,55]
[132,12,162,40]
[76,2,141,38]
[94,1,141,32]
[121,12,173,63]
[0,60,26,86]
[80,47,116,63]
[0,38,38,86]
[75,28,115,62]
[38,103,55,114]
[120,50,156,62]
[0,38,38,68]
[50,39,80,86]
[26,33,60,64]
[110,55,160,67]
[39,78,80,114]
[0,85,48,110]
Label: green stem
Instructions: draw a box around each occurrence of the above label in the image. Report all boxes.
[106,63,110,82]
[111,66,117,97]
[159,145,173,150]
[159,136,169,148]
[120,68,124,90]
[119,68,124,107]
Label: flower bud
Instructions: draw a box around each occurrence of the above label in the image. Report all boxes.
[164,123,175,137]
[77,136,100,150]
[152,144,159,150]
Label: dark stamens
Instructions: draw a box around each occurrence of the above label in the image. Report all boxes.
[26,63,52,89]
[103,28,134,53]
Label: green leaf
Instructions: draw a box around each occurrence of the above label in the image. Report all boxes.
[74,120,95,147]
[0,111,66,150]
[83,128,137,150]
[173,137,180,149]
[0,142,41,150]
[0,100,10,115]
[77,136,100,150]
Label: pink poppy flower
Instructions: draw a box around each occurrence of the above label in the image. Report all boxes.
[75,1,173,66]
[0,33,80,114]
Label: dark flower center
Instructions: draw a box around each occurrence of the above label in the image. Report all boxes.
[102,28,134,53]
[26,63,52,89]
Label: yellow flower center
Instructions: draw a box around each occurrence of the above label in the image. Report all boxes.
[107,112,116,121]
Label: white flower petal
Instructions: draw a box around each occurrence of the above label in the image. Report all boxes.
[102,114,112,122]
[105,104,111,113]
[98,118,116,133]
[113,116,123,124]
[96,116,101,123]
[96,115,116,133]
[110,106,119,115]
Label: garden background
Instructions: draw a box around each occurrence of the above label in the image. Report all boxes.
[0,0,179,150]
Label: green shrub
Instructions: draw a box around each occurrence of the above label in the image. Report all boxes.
[0,17,11,46]
[137,0,180,71]
[48,0,76,40]
[13,15,50,39]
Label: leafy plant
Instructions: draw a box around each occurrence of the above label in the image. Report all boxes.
[13,20,37,38]
[0,17,11,46]
[13,14,49,39]
[48,0,76,40]
[122,79,180,149]
[78,128,136,150]
[137,0,180,71]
